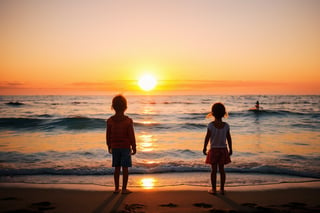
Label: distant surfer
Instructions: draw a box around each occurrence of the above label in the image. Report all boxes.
[249,100,263,111]
[255,101,260,110]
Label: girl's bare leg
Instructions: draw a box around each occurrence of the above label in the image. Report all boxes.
[218,164,226,194]
[209,164,217,194]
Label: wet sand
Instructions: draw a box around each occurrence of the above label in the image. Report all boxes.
[1,182,319,212]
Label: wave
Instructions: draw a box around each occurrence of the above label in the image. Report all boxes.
[0,117,106,131]
[5,101,25,106]
[179,113,207,120]
[162,101,196,105]
[1,150,319,179]
[0,118,45,129]
[0,164,318,179]
[133,110,314,120]
[0,117,206,131]
[227,166,319,179]
[230,110,313,117]
[0,108,318,131]
[178,110,317,120]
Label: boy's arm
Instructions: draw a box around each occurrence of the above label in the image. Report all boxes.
[203,129,211,155]
[129,120,136,155]
[226,130,233,156]
[106,122,112,153]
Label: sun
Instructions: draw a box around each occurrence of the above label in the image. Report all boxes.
[138,74,157,91]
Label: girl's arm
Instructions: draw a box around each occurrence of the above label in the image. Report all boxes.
[203,129,211,155]
[226,130,233,156]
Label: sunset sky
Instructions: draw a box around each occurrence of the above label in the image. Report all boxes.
[1,0,319,95]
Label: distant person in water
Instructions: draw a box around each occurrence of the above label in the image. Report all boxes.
[255,101,260,110]
[203,102,233,195]
[106,95,136,194]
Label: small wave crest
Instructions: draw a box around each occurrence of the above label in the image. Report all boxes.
[0,117,106,131]
[245,109,313,117]
[0,117,208,131]
[1,164,319,178]
[5,101,25,106]
[1,150,319,178]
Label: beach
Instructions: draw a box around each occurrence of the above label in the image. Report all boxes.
[1,181,320,213]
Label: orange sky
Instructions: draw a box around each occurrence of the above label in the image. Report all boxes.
[1,0,319,95]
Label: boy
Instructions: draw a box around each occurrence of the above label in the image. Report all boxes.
[106,95,136,194]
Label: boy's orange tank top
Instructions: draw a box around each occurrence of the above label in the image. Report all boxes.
[107,116,133,149]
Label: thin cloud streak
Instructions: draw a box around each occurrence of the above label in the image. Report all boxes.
[1,80,319,95]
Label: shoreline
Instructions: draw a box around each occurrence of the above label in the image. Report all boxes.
[1,172,318,189]
[1,181,320,212]
[1,179,320,191]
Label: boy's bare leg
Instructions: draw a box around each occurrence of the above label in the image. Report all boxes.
[121,167,131,194]
[218,164,226,194]
[114,167,121,193]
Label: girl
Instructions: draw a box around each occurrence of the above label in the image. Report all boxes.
[203,102,232,195]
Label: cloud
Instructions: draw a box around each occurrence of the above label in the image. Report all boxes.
[157,80,283,91]
[0,81,26,89]
[70,80,135,91]
[1,80,318,95]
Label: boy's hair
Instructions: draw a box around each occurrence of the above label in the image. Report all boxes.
[211,102,227,119]
[112,95,127,112]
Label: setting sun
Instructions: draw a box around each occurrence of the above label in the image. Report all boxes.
[138,74,157,91]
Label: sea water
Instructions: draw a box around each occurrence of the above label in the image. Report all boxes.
[0,95,319,188]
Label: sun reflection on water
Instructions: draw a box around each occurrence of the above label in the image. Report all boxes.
[141,120,156,125]
[142,106,154,114]
[140,178,156,189]
[138,133,156,152]
[146,160,157,164]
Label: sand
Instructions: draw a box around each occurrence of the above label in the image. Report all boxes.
[1,182,320,213]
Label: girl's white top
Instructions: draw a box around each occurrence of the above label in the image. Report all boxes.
[208,122,229,148]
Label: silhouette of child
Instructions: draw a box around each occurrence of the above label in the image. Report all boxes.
[203,102,232,195]
[106,95,136,194]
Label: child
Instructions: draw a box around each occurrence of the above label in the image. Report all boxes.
[106,95,136,194]
[203,102,232,195]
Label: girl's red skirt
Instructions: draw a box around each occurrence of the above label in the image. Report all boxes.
[205,148,231,165]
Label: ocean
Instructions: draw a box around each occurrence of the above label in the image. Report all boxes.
[0,95,319,189]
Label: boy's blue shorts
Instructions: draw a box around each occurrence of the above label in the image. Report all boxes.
[112,148,132,167]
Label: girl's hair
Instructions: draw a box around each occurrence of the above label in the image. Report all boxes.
[112,95,127,112]
[211,102,228,119]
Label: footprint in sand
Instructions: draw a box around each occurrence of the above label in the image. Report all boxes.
[30,201,56,211]
[124,203,145,212]
[1,197,18,201]
[159,203,178,208]
[193,202,212,208]
[241,202,258,208]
